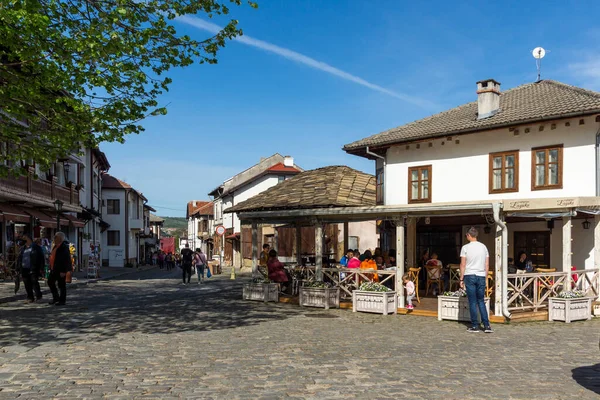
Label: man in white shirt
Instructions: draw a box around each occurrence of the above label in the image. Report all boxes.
[459,227,493,333]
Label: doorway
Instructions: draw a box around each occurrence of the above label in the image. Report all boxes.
[514,231,550,269]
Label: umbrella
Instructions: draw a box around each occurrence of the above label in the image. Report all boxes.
[14,273,20,294]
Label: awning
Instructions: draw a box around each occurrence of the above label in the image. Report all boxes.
[25,209,57,228]
[506,211,576,219]
[576,208,600,216]
[226,233,240,240]
[61,213,86,228]
[0,203,30,223]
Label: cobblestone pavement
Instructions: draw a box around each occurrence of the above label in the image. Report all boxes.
[1,268,600,399]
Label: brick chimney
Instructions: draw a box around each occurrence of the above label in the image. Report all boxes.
[476,79,501,120]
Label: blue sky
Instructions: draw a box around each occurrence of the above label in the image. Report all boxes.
[101,0,600,217]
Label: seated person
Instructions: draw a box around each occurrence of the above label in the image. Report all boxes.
[267,250,290,290]
[347,250,361,269]
[375,255,385,270]
[339,249,353,267]
[426,252,445,292]
[360,250,379,282]
[515,251,529,270]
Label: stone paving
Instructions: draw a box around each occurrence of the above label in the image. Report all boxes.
[0,267,599,399]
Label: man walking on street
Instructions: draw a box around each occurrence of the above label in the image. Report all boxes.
[180,244,194,285]
[459,227,493,333]
[17,232,44,303]
[48,232,72,306]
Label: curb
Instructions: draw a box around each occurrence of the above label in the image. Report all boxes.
[0,266,159,305]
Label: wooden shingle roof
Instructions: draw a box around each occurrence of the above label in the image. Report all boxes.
[226,166,375,213]
[344,80,600,153]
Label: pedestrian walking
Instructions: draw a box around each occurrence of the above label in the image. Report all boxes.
[459,227,493,333]
[180,244,194,285]
[47,232,72,306]
[16,232,44,303]
[165,253,173,270]
[194,248,208,284]
[158,251,165,269]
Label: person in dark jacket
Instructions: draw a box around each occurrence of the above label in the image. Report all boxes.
[16,232,44,303]
[48,232,72,306]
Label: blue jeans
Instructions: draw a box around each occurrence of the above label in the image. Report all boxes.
[464,275,490,328]
[196,264,205,282]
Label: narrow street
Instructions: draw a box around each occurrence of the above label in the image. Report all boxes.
[0,269,599,399]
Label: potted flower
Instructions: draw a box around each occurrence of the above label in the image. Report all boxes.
[437,289,490,322]
[243,277,279,303]
[548,290,592,323]
[299,281,340,309]
[352,282,397,315]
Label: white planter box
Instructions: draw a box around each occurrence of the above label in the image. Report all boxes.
[437,296,490,322]
[243,283,279,303]
[299,287,340,309]
[352,291,397,315]
[548,297,592,323]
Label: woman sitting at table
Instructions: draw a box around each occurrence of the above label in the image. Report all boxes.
[515,251,530,271]
[347,250,361,269]
[267,250,290,291]
[360,250,379,282]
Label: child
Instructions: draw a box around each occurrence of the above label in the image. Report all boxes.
[403,274,415,310]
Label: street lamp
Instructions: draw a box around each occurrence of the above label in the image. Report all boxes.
[54,199,63,232]
[63,162,70,184]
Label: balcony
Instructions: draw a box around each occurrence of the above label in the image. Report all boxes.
[0,168,80,208]
[129,218,143,230]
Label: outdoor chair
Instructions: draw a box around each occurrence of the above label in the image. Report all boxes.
[425,265,443,296]
[485,271,495,298]
[535,267,557,301]
[408,267,421,303]
[448,264,461,291]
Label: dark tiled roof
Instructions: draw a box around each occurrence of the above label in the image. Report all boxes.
[102,174,131,189]
[344,80,600,152]
[226,166,375,213]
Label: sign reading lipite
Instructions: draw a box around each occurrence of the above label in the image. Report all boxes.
[215,225,226,236]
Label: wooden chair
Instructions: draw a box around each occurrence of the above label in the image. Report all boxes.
[425,265,444,296]
[448,264,461,291]
[485,271,495,298]
[407,267,421,303]
[535,267,557,301]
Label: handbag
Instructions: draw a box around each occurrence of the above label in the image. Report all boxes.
[206,268,212,278]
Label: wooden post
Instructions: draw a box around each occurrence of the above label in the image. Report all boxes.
[406,217,417,267]
[251,222,258,276]
[594,215,600,294]
[343,221,349,252]
[396,218,405,308]
[315,224,323,281]
[494,224,503,316]
[562,216,572,290]
[296,224,302,265]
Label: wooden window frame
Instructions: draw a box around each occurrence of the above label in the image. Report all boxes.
[107,199,120,215]
[107,230,120,246]
[531,144,563,191]
[489,150,519,194]
[408,165,432,204]
[376,167,384,205]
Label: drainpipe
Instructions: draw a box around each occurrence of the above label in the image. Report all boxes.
[492,202,511,319]
[366,146,386,243]
[596,127,600,196]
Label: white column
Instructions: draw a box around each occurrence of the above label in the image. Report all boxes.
[406,217,417,268]
[396,219,405,308]
[594,215,600,294]
[494,224,503,316]
[562,216,572,290]
[296,224,302,265]
[251,222,258,275]
[315,224,323,281]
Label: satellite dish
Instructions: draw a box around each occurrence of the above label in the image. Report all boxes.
[532,47,546,59]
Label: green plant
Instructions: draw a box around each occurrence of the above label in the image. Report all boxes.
[358,282,390,292]
[251,277,271,284]
[303,281,332,288]
[442,289,467,297]
[556,290,586,299]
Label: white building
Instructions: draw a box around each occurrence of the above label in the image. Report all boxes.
[186,200,214,256]
[101,174,147,267]
[343,78,600,315]
[209,154,302,268]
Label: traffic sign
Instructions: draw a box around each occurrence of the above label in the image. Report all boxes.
[215,225,226,236]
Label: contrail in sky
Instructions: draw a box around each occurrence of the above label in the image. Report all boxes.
[177,16,432,108]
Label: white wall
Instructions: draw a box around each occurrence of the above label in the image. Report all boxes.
[101,189,126,263]
[385,117,597,205]
[232,175,281,233]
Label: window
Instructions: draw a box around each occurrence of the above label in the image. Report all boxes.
[489,150,519,193]
[107,199,120,214]
[532,145,563,190]
[107,230,120,246]
[408,165,432,203]
[278,175,286,183]
[376,168,384,205]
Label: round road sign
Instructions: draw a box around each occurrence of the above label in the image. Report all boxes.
[215,225,226,236]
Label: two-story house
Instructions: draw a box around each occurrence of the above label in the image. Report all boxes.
[344,79,600,315]
[79,147,111,270]
[101,174,147,267]
[209,154,302,268]
[186,200,214,257]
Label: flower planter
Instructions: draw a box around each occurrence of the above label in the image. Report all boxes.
[437,296,490,322]
[352,291,397,315]
[243,283,279,303]
[548,297,592,323]
[299,286,340,309]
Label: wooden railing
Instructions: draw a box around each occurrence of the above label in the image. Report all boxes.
[507,268,600,312]
[0,169,79,206]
